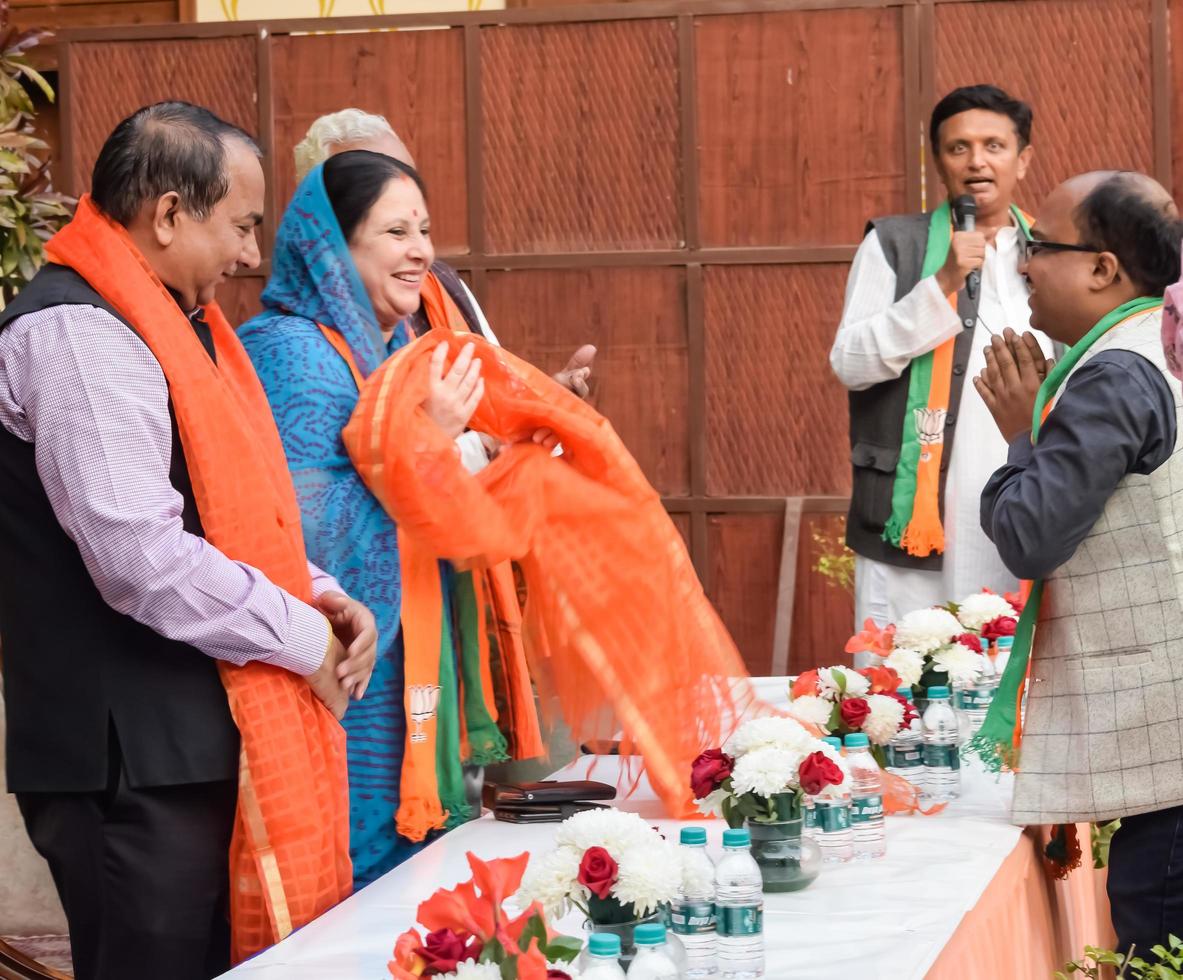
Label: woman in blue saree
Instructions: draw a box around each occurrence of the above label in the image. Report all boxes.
[239,150,503,886]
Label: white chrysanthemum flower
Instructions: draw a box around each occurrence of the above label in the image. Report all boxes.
[956,592,1017,631]
[931,643,985,685]
[695,787,728,818]
[516,846,584,919]
[554,807,655,857]
[787,694,834,728]
[816,665,870,699]
[862,693,905,745]
[884,647,924,687]
[612,841,683,916]
[448,963,503,980]
[894,608,962,653]
[730,745,801,798]
[725,715,815,758]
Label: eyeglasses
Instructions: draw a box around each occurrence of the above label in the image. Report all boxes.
[1019,236,1100,264]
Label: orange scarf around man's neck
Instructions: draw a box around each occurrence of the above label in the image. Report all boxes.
[46,195,352,962]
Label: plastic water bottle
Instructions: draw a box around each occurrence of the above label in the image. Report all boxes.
[885,686,925,793]
[954,650,996,739]
[714,828,764,979]
[583,933,628,980]
[627,924,680,979]
[843,733,886,859]
[671,826,717,978]
[812,736,852,863]
[922,685,961,802]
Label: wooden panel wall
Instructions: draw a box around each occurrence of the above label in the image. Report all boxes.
[57,0,1166,678]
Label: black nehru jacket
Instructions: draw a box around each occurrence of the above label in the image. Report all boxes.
[0,263,239,794]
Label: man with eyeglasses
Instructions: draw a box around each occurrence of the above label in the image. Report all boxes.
[975,171,1183,956]
[831,85,1053,643]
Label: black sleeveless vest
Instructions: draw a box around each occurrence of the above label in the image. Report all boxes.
[0,264,239,792]
[844,214,982,570]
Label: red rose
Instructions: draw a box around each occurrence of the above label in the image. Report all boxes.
[982,616,1017,640]
[548,973,573,979]
[884,690,919,728]
[955,632,983,653]
[839,697,870,729]
[690,748,734,800]
[577,846,619,900]
[798,751,844,795]
[415,928,482,975]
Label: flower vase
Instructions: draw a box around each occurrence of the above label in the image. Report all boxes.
[746,811,822,893]
[582,908,686,971]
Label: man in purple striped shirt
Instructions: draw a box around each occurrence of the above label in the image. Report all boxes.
[0,102,377,980]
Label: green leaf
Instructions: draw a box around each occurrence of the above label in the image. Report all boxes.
[543,935,583,964]
[15,63,53,102]
[499,958,518,980]
[826,702,842,733]
[480,937,509,964]
[835,669,847,694]
[0,149,28,174]
[517,911,547,954]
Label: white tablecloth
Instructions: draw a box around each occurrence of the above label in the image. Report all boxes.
[221,697,1021,980]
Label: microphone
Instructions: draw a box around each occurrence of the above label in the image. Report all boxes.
[953,194,980,302]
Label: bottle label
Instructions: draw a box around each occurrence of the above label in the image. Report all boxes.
[884,744,923,769]
[851,794,884,822]
[923,743,961,769]
[716,904,762,937]
[816,803,851,833]
[670,901,716,935]
[804,806,818,831]
[954,688,994,711]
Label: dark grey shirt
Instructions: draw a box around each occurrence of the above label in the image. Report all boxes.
[981,350,1177,581]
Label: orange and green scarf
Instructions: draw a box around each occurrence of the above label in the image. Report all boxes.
[883,201,1032,557]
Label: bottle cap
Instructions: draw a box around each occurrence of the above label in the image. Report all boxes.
[633,923,667,946]
[843,733,870,748]
[996,636,1015,651]
[588,933,621,957]
[822,736,842,750]
[722,827,750,848]
[896,686,913,701]
[927,685,950,698]
[680,826,707,846]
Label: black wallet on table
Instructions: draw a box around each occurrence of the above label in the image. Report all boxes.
[483,780,617,823]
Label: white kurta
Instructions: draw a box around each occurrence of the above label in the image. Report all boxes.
[830,224,1051,635]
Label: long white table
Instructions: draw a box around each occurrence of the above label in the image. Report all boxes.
[222,678,1023,980]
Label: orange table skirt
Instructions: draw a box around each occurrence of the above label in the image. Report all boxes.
[928,825,1115,979]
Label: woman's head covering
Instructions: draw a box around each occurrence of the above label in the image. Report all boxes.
[259,162,390,377]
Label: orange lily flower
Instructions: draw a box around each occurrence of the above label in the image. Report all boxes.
[417,879,496,939]
[790,669,820,699]
[517,937,550,980]
[387,928,427,979]
[468,851,530,923]
[858,664,902,694]
[845,618,895,657]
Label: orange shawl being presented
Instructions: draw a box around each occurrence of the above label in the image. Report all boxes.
[46,196,351,962]
[341,280,750,818]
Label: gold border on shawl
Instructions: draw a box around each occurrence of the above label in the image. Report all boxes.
[238,751,294,941]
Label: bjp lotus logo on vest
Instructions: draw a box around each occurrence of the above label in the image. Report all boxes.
[408,684,442,743]
[913,408,947,461]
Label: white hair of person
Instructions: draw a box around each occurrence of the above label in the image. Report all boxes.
[293,109,400,182]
